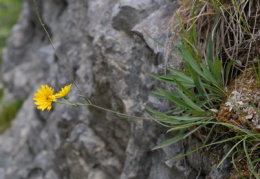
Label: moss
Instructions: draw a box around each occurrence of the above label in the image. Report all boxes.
[0,99,24,133]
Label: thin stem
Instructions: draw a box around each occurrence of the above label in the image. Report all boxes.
[66,99,75,105]
[56,101,76,106]
[32,0,83,95]
[89,103,154,121]
[57,99,155,121]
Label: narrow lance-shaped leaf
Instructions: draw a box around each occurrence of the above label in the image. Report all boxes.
[152,130,186,150]
[171,135,244,161]
[173,78,200,103]
[206,12,220,61]
[200,62,218,84]
[146,106,212,124]
[187,63,206,99]
[175,88,204,112]
[162,116,213,123]
[243,140,259,178]
[213,60,222,84]
[217,136,246,168]
[154,123,208,150]
[177,41,207,79]
[225,60,234,84]
[157,88,192,110]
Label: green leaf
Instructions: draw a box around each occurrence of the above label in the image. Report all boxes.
[152,130,186,150]
[145,106,183,124]
[157,88,191,110]
[225,60,234,82]
[149,72,194,88]
[151,91,167,99]
[231,150,245,179]
[201,121,253,135]
[154,123,207,150]
[243,140,259,178]
[162,116,213,124]
[115,113,129,119]
[173,79,200,103]
[177,41,206,79]
[145,106,212,124]
[200,62,218,84]
[217,136,246,168]
[167,122,206,132]
[83,96,91,104]
[207,59,222,85]
[171,135,242,161]
[213,60,222,83]
[175,88,204,112]
[206,12,220,61]
[252,158,260,164]
[188,110,210,116]
[167,68,194,83]
[148,72,163,81]
[175,13,189,42]
[189,1,199,52]
[187,63,206,99]
[165,108,184,115]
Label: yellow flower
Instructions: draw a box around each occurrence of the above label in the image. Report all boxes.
[54,84,72,99]
[33,85,57,111]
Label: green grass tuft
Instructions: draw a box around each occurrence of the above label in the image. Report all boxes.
[149,0,260,177]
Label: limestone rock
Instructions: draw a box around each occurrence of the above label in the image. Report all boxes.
[0,0,232,178]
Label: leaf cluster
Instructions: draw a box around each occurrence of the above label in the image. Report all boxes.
[148,37,224,148]
[148,0,260,177]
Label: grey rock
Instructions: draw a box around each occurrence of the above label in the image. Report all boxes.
[44,170,59,179]
[0,0,232,179]
[132,2,180,54]
[38,44,58,70]
[112,0,161,32]
[0,168,4,179]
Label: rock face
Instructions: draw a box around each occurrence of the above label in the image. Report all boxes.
[0,0,231,179]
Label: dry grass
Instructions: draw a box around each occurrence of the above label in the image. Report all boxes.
[168,0,260,84]
[169,1,215,57]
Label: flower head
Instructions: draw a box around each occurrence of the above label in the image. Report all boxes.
[33,85,57,111]
[54,84,72,99]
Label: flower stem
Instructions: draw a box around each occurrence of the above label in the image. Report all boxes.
[89,103,153,121]
[56,101,77,106]
[56,100,155,121]
[67,99,75,105]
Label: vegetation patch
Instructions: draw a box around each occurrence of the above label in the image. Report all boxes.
[148,0,260,178]
[0,99,24,133]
